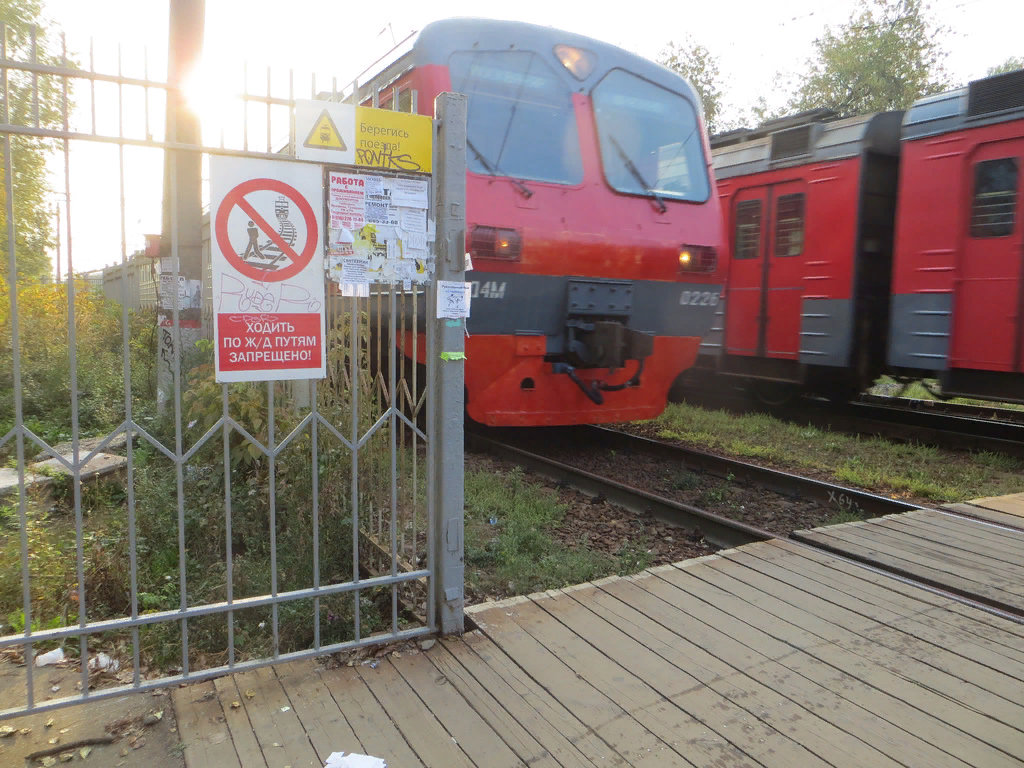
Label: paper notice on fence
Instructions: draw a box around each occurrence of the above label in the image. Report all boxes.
[437,280,472,319]
[329,172,366,230]
[399,207,426,234]
[390,178,429,209]
[340,257,369,297]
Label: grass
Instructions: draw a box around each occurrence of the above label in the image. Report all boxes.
[464,467,652,599]
[869,376,1024,411]
[651,402,1024,503]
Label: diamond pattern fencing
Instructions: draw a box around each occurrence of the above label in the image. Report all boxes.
[0,23,465,719]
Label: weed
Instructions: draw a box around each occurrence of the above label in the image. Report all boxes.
[655,402,1024,502]
[464,468,624,597]
[820,509,865,526]
[670,469,700,490]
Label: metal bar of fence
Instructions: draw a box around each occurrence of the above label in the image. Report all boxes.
[2,20,35,710]
[0,568,433,650]
[0,624,434,721]
[117,40,143,689]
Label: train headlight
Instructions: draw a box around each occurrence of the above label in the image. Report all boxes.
[554,45,597,81]
[470,226,522,262]
[678,245,717,274]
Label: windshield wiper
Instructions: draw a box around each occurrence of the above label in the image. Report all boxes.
[608,134,667,214]
[466,138,534,199]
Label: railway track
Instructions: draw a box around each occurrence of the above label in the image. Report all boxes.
[467,428,1024,623]
[674,382,1024,457]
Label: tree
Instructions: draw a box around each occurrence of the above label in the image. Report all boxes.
[658,36,724,134]
[786,0,951,118]
[0,0,67,282]
[987,57,1024,76]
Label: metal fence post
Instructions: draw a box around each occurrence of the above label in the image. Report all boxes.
[431,92,467,635]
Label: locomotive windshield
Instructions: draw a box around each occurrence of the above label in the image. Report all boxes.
[449,51,583,185]
[592,69,710,203]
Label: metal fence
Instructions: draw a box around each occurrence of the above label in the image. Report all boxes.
[0,24,465,719]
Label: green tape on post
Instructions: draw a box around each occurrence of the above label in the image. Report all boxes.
[440,351,467,362]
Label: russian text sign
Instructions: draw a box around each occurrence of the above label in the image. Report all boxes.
[210,156,325,382]
[295,100,433,173]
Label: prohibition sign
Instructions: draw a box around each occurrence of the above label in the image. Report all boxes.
[215,178,319,282]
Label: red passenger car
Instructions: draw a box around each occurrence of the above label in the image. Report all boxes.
[696,68,1024,406]
[355,18,725,426]
[888,69,1024,403]
[701,109,904,401]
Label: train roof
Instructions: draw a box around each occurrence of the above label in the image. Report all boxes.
[348,17,703,114]
[902,68,1024,140]
[710,110,904,180]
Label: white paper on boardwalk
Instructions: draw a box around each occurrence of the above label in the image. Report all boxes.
[324,753,387,768]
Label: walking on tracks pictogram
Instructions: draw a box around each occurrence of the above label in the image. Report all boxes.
[214,177,319,282]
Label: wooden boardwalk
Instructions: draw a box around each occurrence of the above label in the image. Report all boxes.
[793,508,1024,614]
[945,491,1024,527]
[170,539,1024,768]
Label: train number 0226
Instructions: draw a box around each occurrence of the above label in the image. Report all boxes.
[679,290,719,306]
[470,281,507,299]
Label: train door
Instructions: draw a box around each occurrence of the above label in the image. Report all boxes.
[955,144,1024,372]
[763,181,806,359]
[724,188,769,356]
[724,182,805,358]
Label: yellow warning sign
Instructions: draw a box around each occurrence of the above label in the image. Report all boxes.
[304,110,347,151]
[354,107,433,173]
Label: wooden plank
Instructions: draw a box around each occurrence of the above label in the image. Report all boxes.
[424,640,586,768]
[797,527,1024,606]
[319,664,424,768]
[814,520,1023,585]
[509,593,759,768]
[878,513,1024,563]
[753,540,1024,672]
[576,578,905,768]
[356,656,477,768]
[713,549,1024,716]
[471,600,683,767]
[765,539,1024,639]
[389,646,526,768]
[667,561,1024,765]
[212,674,268,768]
[452,628,631,767]
[274,659,365,763]
[602,570,968,768]
[967,492,1024,517]
[172,680,241,768]
[231,665,322,768]
[538,585,838,767]
[825,521,1024,588]
[942,502,1024,528]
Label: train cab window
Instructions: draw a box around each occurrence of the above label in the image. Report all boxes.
[592,69,710,203]
[734,201,762,259]
[970,158,1018,238]
[773,194,805,257]
[448,51,583,185]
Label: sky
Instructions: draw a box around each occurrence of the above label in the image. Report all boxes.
[26,0,1023,275]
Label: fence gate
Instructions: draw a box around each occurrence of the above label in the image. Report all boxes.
[0,23,466,719]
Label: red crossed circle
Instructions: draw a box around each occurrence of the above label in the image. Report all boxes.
[215,178,319,283]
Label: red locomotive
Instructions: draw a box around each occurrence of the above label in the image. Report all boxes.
[698,68,1024,406]
[356,18,725,426]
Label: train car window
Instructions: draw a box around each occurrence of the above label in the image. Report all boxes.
[970,158,1018,238]
[591,69,710,203]
[448,51,583,185]
[773,194,805,257]
[734,200,762,259]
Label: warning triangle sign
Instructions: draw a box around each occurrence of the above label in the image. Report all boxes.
[304,109,347,150]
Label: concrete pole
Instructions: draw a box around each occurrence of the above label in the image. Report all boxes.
[430,92,467,635]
